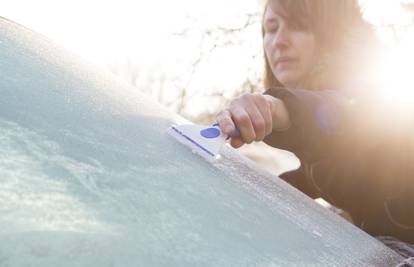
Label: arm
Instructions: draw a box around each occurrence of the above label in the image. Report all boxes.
[263,87,356,162]
[216,87,357,162]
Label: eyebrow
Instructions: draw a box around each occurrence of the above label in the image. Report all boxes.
[264,7,288,25]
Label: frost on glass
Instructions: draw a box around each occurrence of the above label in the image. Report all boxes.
[0,18,403,266]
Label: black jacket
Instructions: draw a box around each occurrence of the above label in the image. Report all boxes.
[264,87,414,243]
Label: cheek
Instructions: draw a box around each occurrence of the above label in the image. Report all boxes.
[263,35,273,59]
[296,35,316,67]
[305,38,316,60]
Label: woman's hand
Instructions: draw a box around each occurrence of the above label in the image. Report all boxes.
[216,93,290,148]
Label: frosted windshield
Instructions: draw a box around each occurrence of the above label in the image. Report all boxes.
[0,18,402,266]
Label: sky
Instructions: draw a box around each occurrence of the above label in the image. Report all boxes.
[2,0,414,120]
[2,0,263,120]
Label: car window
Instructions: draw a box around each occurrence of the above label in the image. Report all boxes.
[0,17,403,266]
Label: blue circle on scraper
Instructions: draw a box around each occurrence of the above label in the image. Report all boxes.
[200,128,220,138]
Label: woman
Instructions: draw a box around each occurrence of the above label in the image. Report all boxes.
[216,0,414,261]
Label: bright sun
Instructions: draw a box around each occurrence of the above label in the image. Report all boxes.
[379,46,414,112]
[361,0,414,113]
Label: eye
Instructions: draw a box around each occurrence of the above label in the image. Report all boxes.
[265,23,279,33]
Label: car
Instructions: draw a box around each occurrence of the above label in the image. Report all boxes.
[0,17,403,266]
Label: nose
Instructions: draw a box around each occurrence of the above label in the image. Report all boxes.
[274,26,290,49]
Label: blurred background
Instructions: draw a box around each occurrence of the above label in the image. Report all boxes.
[2,0,414,176]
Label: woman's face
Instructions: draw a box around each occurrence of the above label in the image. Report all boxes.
[263,2,316,87]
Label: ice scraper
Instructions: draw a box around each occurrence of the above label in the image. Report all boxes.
[167,123,239,162]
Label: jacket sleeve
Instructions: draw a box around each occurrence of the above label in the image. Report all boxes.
[263,87,369,163]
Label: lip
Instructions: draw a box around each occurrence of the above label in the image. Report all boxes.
[275,57,298,66]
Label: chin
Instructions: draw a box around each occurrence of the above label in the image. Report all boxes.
[276,73,301,88]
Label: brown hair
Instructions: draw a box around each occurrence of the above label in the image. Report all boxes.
[263,0,380,91]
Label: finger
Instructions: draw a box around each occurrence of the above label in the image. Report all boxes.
[245,103,266,141]
[216,109,235,135]
[253,95,273,136]
[230,137,244,148]
[230,106,256,144]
